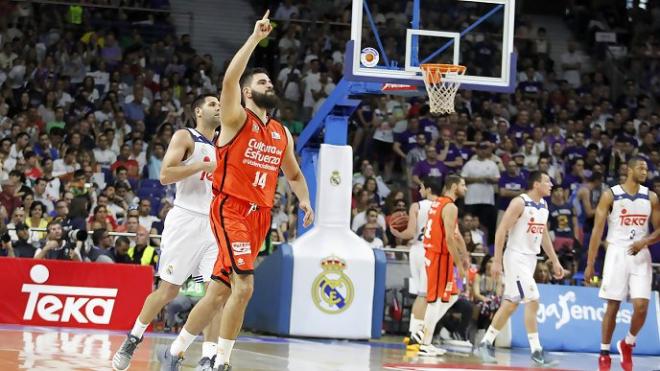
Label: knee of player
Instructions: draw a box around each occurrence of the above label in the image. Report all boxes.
[159,282,182,301]
[632,301,648,315]
[233,280,254,301]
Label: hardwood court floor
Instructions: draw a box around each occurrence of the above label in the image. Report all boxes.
[0,325,658,370]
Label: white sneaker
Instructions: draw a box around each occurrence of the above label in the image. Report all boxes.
[443,339,473,348]
[418,344,447,357]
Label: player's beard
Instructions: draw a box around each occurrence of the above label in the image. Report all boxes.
[251,90,279,110]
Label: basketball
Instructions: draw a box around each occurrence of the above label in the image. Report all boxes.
[365,53,374,62]
[389,211,409,232]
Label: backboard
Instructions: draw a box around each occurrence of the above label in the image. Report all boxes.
[347,0,516,93]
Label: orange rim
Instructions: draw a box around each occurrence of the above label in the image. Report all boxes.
[420,63,466,84]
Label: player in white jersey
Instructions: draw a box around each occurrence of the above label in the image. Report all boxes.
[113,94,222,371]
[390,177,443,350]
[477,171,564,367]
[585,157,659,371]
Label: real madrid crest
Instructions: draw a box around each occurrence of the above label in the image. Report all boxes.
[311,256,354,314]
[330,170,341,186]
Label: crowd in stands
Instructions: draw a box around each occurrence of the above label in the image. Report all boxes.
[0,0,659,336]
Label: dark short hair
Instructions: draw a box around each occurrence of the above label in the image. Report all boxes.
[191,93,218,113]
[92,228,107,245]
[115,236,130,246]
[527,171,548,190]
[421,176,443,196]
[240,67,269,88]
[628,156,647,169]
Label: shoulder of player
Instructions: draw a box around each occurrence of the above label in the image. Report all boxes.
[649,190,659,203]
[509,195,526,210]
[170,129,194,148]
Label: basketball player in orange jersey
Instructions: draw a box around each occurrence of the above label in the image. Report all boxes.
[585,157,659,371]
[112,94,223,371]
[390,177,444,349]
[476,171,563,367]
[159,11,314,371]
[417,175,470,357]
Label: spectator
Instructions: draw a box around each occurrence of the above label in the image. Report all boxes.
[137,198,159,231]
[497,160,526,223]
[33,220,81,261]
[106,235,130,264]
[86,228,114,263]
[33,178,54,213]
[0,180,22,224]
[52,147,80,180]
[561,41,583,88]
[548,186,580,253]
[10,222,35,258]
[461,142,500,245]
[87,205,117,232]
[360,223,384,249]
[0,229,15,257]
[411,145,450,193]
[472,256,502,332]
[25,201,48,241]
[127,228,157,267]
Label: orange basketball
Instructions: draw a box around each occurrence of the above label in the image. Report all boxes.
[389,211,409,232]
[365,53,374,62]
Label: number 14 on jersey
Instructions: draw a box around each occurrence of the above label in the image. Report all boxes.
[252,171,267,189]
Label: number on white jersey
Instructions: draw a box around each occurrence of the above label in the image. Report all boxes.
[252,171,267,189]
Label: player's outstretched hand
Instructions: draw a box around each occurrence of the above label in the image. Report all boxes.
[628,240,647,256]
[552,261,565,280]
[490,260,502,279]
[299,200,314,227]
[252,10,272,41]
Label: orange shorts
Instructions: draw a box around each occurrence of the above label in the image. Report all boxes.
[425,249,458,303]
[210,194,271,286]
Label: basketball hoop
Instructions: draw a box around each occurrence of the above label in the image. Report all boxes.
[419,64,467,115]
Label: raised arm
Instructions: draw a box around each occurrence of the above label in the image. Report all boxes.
[159,130,214,185]
[220,10,272,127]
[492,197,525,278]
[584,190,614,283]
[280,127,314,227]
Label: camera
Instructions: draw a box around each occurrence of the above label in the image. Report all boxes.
[67,229,88,242]
[1,233,10,243]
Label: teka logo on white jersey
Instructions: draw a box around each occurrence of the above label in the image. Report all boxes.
[537,291,631,330]
[22,265,117,324]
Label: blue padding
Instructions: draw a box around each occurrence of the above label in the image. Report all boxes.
[244,244,294,335]
[371,248,387,339]
[297,148,318,237]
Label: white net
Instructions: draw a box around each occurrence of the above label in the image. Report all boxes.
[420,64,466,115]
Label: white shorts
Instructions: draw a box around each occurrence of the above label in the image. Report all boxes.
[157,206,218,286]
[599,246,652,301]
[408,243,427,296]
[503,249,539,303]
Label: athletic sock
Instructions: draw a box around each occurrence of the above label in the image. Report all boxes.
[202,341,217,359]
[527,332,542,353]
[217,337,236,364]
[409,317,423,335]
[129,319,148,339]
[482,326,500,345]
[625,332,636,345]
[169,328,196,356]
[600,343,610,355]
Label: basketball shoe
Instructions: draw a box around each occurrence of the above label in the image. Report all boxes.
[158,345,183,371]
[616,340,634,371]
[196,355,215,371]
[476,341,497,364]
[531,349,558,367]
[418,343,447,357]
[112,334,142,370]
[598,354,611,371]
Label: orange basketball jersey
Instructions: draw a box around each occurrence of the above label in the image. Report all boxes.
[422,196,454,253]
[423,196,459,303]
[213,109,288,207]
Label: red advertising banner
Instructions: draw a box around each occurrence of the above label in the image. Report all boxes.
[0,258,153,330]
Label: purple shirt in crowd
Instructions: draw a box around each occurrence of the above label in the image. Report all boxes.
[498,172,526,210]
[412,160,450,181]
[396,130,430,153]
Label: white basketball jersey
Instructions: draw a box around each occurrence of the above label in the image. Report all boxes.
[606,185,651,248]
[416,199,433,242]
[506,194,549,255]
[172,128,216,215]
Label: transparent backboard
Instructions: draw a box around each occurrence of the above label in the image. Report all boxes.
[348,0,516,92]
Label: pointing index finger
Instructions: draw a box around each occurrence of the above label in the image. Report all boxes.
[262,9,270,20]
